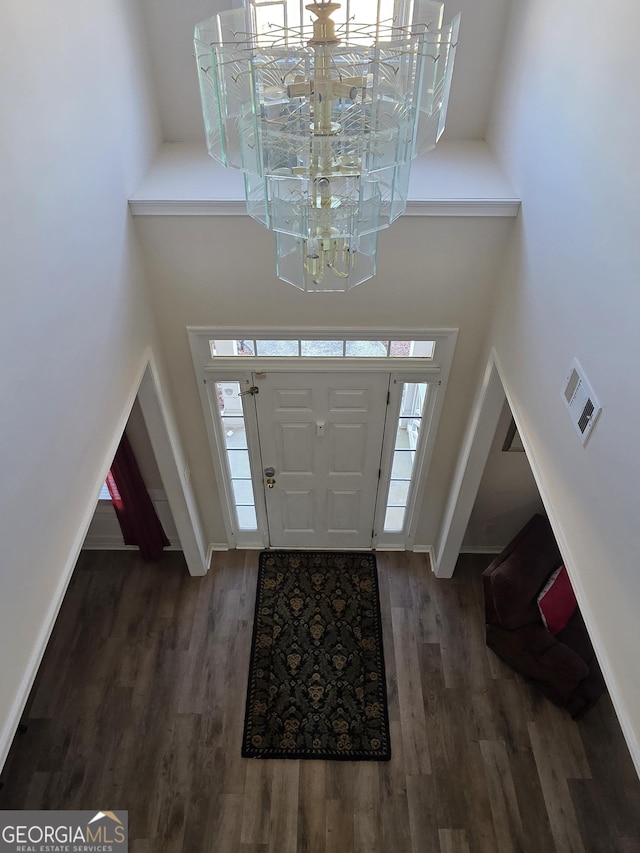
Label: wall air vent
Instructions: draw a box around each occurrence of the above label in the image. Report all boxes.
[562,359,601,445]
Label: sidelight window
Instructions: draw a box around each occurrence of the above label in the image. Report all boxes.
[215,381,258,530]
[383,382,429,532]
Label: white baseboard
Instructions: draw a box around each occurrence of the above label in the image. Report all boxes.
[206,543,229,568]
[411,544,436,574]
[0,539,87,772]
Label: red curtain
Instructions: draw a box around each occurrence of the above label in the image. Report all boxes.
[107,433,169,561]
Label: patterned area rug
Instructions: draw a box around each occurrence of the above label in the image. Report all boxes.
[242,551,391,761]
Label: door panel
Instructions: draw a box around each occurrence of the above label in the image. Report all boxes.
[327,489,360,533]
[254,372,389,548]
[282,490,315,533]
[276,388,313,409]
[278,422,314,472]
[329,423,367,472]
[328,388,371,411]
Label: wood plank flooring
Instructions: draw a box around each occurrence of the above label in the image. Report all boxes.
[1,550,639,852]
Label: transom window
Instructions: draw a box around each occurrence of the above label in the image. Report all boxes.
[209,338,435,358]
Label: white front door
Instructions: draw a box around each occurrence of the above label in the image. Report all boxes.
[253,372,390,548]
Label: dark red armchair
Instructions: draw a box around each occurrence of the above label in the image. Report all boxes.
[482,514,606,718]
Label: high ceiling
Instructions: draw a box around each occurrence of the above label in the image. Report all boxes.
[137,0,513,146]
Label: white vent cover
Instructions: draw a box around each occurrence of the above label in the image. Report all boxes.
[562,358,601,445]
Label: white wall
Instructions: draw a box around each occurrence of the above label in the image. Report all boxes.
[133,213,514,549]
[487,0,640,768]
[0,0,162,767]
[463,401,544,548]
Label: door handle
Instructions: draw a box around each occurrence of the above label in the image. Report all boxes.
[266,478,276,489]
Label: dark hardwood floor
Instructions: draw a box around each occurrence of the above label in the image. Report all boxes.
[1,550,639,852]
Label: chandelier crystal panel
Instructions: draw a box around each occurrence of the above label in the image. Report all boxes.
[194,0,460,291]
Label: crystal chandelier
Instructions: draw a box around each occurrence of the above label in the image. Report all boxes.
[194,0,460,291]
